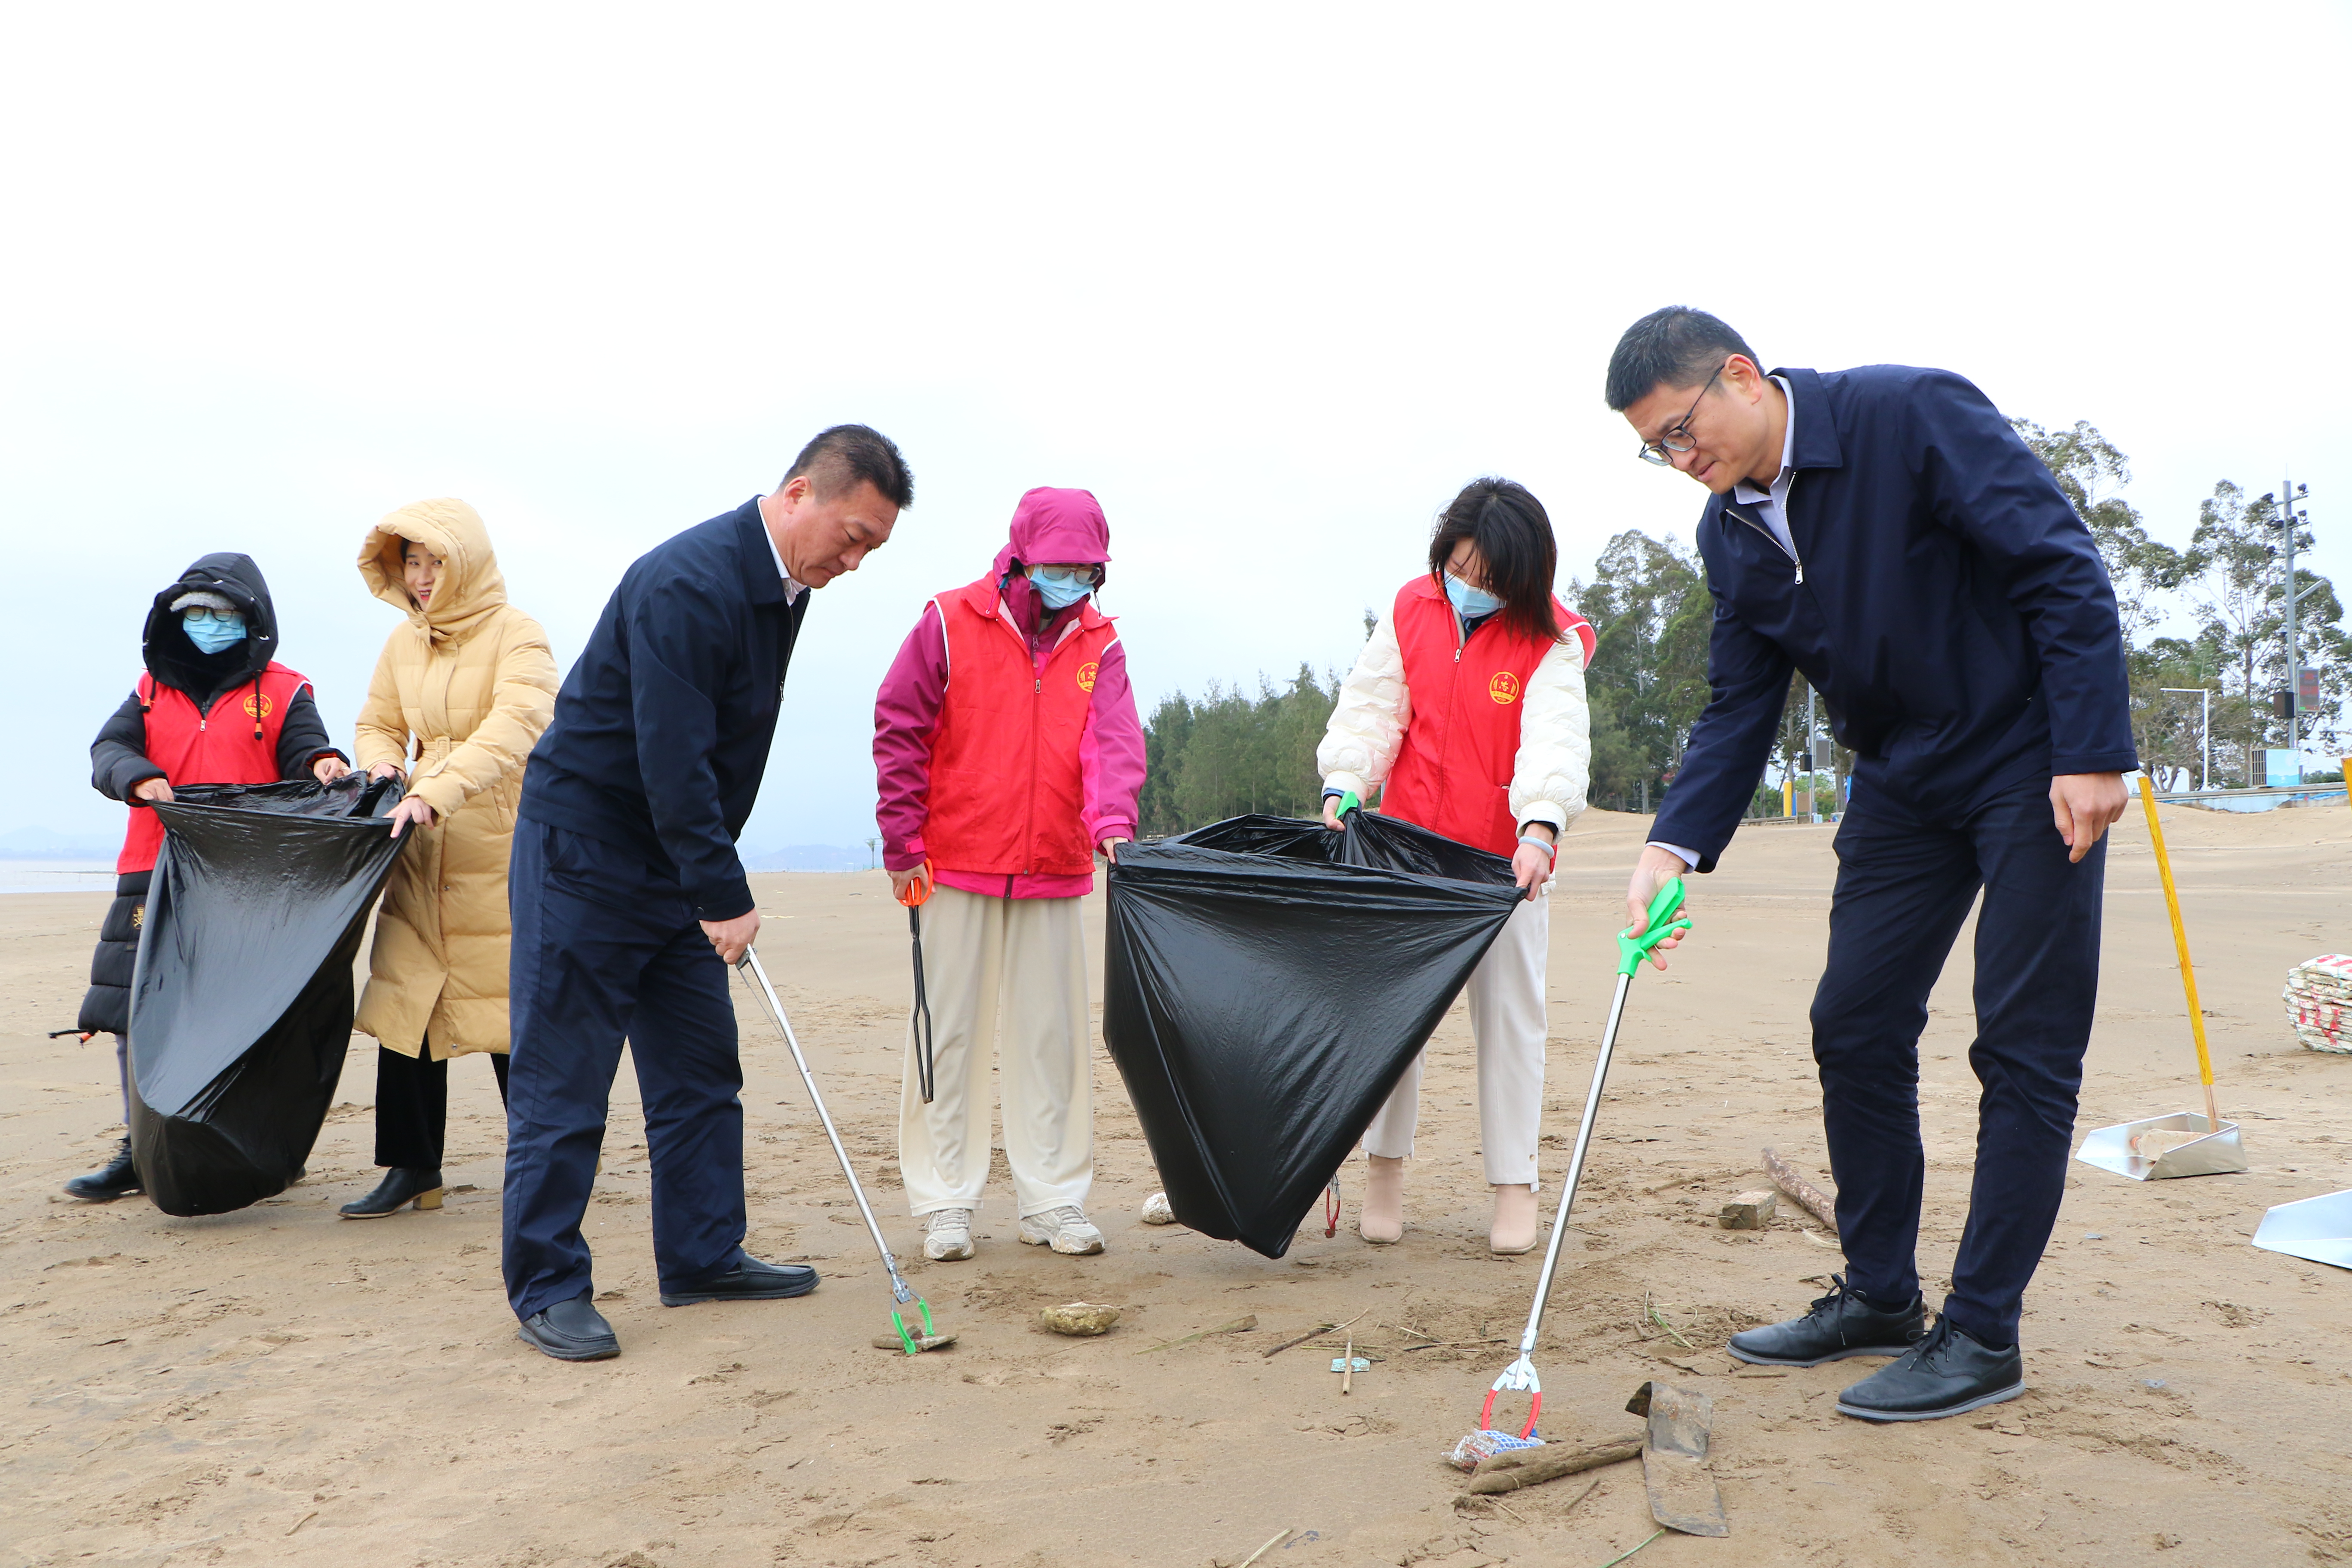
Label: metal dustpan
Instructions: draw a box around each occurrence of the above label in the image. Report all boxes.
[2079,777,2248,1183]
[2251,1189,2352,1270]
[2076,1111,2248,1180]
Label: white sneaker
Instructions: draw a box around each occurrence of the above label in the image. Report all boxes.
[1140,1191,1176,1225]
[1018,1205,1105,1256]
[921,1208,975,1262]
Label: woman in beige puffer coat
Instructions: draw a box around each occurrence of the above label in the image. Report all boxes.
[344,499,558,1219]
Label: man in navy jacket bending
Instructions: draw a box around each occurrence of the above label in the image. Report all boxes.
[1609,308,2133,1423]
[502,425,912,1361]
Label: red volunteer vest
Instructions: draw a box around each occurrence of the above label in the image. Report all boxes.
[1377,577,1595,857]
[923,578,1118,877]
[115,663,309,874]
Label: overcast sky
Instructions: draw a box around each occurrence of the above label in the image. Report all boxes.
[5,4,2347,851]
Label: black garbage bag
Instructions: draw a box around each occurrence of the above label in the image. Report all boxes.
[1103,812,1525,1257]
[128,778,405,1216]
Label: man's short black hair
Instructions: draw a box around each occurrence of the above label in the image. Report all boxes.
[1605,307,1761,411]
[783,424,915,510]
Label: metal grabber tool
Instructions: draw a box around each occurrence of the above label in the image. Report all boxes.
[900,861,936,1103]
[1480,877,1692,1437]
[735,947,939,1354]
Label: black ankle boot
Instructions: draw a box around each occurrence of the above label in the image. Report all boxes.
[339,1167,444,1218]
[64,1137,141,1201]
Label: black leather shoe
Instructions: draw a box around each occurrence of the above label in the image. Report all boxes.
[1728,1274,1926,1366]
[1838,1317,2024,1422]
[660,1251,820,1306]
[339,1167,444,1218]
[64,1138,141,1201]
[516,1292,620,1361]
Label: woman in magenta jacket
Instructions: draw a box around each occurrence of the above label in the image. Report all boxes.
[872,487,1146,1264]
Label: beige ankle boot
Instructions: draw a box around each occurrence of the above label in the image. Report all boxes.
[1490,1184,1537,1255]
[1360,1155,1406,1244]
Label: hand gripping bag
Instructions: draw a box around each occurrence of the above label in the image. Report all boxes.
[127,778,406,1215]
[1103,812,1525,1257]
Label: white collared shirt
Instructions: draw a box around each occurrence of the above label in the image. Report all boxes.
[1729,377,1800,561]
[757,498,809,603]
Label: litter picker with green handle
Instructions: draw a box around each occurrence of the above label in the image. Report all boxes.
[1476,878,1693,1439]
[734,947,945,1354]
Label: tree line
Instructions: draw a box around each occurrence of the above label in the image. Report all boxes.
[1138,426,2347,834]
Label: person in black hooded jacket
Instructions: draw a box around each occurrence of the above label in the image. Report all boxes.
[66,552,349,1201]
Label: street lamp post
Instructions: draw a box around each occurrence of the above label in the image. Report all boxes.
[2271,478,2314,781]
[2161,687,2212,793]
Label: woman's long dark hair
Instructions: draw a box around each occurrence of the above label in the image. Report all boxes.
[1426,477,1565,645]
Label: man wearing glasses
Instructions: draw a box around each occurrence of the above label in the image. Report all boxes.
[1606,307,2133,1424]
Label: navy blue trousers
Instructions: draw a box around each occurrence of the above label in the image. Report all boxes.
[502,820,746,1321]
[1810,776,2104,1348]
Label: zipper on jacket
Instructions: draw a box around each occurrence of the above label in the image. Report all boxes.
[1725,502,1805,584]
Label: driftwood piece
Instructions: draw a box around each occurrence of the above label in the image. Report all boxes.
[1263,1308,1366,1359]
[1626,1381,1728,1537]
[1135,1314,1256,1354]
[1466,1435,1644,1494]
[1718,1189,1777,1229]
[1761,1146,1839,1234]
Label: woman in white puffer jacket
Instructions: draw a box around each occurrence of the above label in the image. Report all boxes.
[1317,478,1594,1255]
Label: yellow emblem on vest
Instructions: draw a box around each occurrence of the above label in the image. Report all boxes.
[1488,671,1520,704]
[241,691,275,721]
[1076,661,1099,694]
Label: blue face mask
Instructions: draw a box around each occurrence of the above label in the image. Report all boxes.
[183,608,248,655]
[1444,572,1503,620]
[1027,565,1094,612]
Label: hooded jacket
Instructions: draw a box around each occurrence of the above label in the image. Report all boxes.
[89,553,343,877]
[873,487,1145,898]
[350,500,559,1058]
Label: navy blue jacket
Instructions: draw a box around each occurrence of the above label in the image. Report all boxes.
[1651,366,2135,871]
[519,500,808,921]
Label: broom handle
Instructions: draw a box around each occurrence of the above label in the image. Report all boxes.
[2135,775,2221,1131]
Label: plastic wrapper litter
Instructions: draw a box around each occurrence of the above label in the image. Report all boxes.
[1448,1428,1546,1472]
[128,778,405,1216]
[1103,812,1525,1258]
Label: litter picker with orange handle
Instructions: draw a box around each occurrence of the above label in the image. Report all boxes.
[900,861,936,1103]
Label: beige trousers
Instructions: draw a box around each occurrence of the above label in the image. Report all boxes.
[1362,891,1548,1186]
[897,886,1094,1219]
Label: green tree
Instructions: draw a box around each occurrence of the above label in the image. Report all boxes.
[1572,530,1712,810]
[2186,481,2349,778]
[2012,419,2210,773]
[1138,664,1338,833]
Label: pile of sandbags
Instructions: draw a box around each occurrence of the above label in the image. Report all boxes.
[2283,954,2352,1055]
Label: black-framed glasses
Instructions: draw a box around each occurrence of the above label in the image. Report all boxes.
[1636,362,1725,466]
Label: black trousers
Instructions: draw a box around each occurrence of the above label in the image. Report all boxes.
[1810,775,2105,1348]
[502,820,746,1320]
[374,1040,511,1170]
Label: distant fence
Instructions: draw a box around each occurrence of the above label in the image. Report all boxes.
[2150,783,2348,808]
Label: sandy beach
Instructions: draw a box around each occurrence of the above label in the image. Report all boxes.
[3,802,2349,1568]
